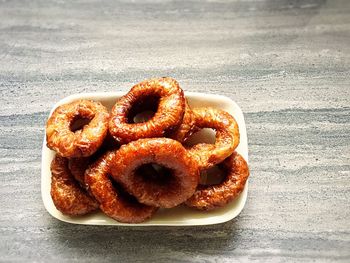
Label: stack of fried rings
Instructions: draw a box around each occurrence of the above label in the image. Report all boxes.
[46,77,250,223]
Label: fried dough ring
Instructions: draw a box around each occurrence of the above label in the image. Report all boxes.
[169,100,197,143]
[50,155,99,216]
[85,151,158,223]
[110,138,199,208]
[46,100,109,157]
[187,107,240,170]
[109,77,185,144]
[185,152,249,210]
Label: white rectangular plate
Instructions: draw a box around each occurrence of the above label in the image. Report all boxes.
[41,92,249,226]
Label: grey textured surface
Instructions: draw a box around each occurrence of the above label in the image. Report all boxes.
[0,0,349,262]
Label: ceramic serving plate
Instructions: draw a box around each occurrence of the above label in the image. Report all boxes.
[41,92,249,226]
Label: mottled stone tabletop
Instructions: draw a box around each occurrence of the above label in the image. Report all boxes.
[0,0,349,262]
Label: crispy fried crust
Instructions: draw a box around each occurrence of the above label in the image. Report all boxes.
[68,157,89,185]
[110,138,200,208]
[109,77,185,144]
[50,155,99,216]
[187,107,240,170]
[46,100,109,157]
[85,151,158,223]
[68,133,119,186]
[185,152,249,210]
[169,99,197,143]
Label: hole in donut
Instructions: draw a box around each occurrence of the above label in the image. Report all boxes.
[127,95,160,124]
[70,116,93,132]
[199,165,226,186]
[185,128,216,147]
[133,111,155,123]
[135,163,175,186]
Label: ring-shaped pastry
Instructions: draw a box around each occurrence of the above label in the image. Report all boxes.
[185,152,249,210]
[109,77,185,144]
[187,107,240,170]
[110,138,199,208]
[46,100,109,157]
[50,155,99,216]
[85,151,158,223]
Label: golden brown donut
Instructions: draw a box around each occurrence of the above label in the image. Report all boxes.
[169,99,197,143]
[50,155,99,216]
[46,100,109,157]
[185,152,249,210]
[110,138,200,208]
[109,77,185,144]
[186,107,240,170]
[85,151,158,223]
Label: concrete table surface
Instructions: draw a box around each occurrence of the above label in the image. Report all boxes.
[0,0,349,262]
